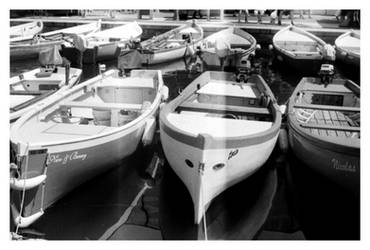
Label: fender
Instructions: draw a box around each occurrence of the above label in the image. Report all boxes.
[11,204,44,228]
[10,170,46,191]
[142,117,156,146]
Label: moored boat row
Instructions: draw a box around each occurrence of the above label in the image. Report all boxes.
[9,21,360,230]
[10,20,360,68]
[10,20,102,60]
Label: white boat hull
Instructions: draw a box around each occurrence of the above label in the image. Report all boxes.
[142,45,194,65]
[160,128,278,224]
[10,69,164,227]
[10,41,63,60]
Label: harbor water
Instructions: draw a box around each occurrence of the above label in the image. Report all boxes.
[10,29,360,240]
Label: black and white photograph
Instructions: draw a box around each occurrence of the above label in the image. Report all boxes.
[4,0,368,246]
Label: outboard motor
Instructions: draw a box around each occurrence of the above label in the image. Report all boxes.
[318,64,335,84]
[235,55,251,83]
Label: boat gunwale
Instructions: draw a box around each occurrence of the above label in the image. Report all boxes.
[287,77,360,155]
[160,71,281,150]
[10,69,164,149]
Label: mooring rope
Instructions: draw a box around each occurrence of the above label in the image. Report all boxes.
[201,174,208,241]
[15,143,30,234]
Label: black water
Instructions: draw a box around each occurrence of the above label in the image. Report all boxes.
[10,41,360,240]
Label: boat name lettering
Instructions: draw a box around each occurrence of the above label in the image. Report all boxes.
[228,149,239,160]
[47,151,87,165]
[331,158,356,172]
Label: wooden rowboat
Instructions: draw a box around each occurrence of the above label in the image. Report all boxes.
[10,20,43,39]
[10,66,82,123]
[10,69,168,228]
[335,30,360,67]
[67,21,143,62]
[198,27,256,68]
[287,77,360,193]
[10,21,101,60]
[273,25,335,72]
[139,21,203,65]
[160,71,281,224]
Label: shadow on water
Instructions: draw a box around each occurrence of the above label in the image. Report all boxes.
[285,149,360,240]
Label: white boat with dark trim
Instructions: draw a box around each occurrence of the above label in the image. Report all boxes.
[335,30,360,67]
[273,25,335,72]
[10,69,168,228]
[67,21,143,62]
[139,20,203,65]
[160,71,281,224]
[10,47,82,123]
[10,20,43,39]
[198,27,257,68]
[287,76,360,193]
[10,20,101,60]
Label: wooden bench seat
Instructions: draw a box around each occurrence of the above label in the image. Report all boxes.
[96,77,155,89]
[60,101,142,111]
[178,101,270,115]
[294,104,360,112]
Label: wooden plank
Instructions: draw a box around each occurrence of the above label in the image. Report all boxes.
[309,111,319,135]
[313,110,326,136]
[335,111,351,137]
[322,110,337,136]
[329,111,345,137]
[300,123,360,132]
[60,101,142,111]
[178,101,270,115]
[294,104,360,112]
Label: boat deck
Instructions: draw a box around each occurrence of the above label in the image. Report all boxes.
[297,108,360,138]
[16,117,113,143]
[196,80,259,98]
[167,113,272,138]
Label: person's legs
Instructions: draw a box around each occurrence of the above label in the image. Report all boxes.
[289,10,294,25]
[277,10,282,25]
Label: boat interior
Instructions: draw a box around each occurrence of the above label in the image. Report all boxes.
[169,73,275,137]
[275,28,322,55]
[202,28,254,52]
[16,72,159,143]
[293,79,360,139]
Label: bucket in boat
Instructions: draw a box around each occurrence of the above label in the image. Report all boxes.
[93,109,111,126]
[117,110,137,126]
